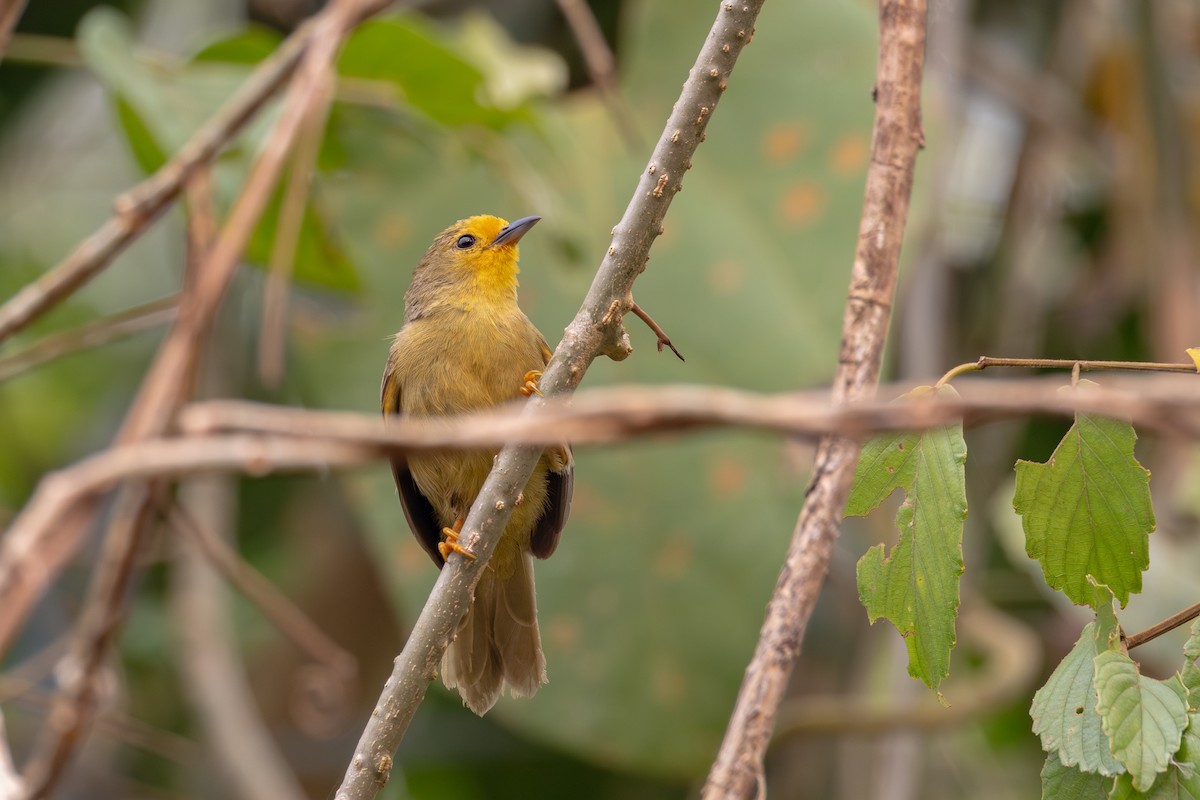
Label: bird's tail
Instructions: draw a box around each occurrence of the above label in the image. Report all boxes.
[442,550,547,715]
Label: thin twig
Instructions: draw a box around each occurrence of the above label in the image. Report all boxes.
[1124,599,1200,650]
[170,476,308,800]
[0,672,201,765]
[3,33,83,68]
[0,0,28,65]
[0,15,313,345]
[551,0,641,150]
[771,604,1040,738]
[333,2,766,797]
[703,3,929,797]
[630,301,684,361]
[258,70,336,388]
[937,355,1196,386]
[168,503,357,677]
[0,296,178,383]
[0,706,21,799]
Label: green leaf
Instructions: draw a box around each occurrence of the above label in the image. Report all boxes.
[77,8,359,293]
[1041,752,1113,800]
[337,17,524,129]
[1182,619,1200,705]
[1031,622,1126,777]
[1094,650,1190,791]
[192,26,283,64]
[1013,382,1155,608]
[851,385,967,690]
[1108,715,1200,799]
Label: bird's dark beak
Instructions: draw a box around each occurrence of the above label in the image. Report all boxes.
[491,215,541,247]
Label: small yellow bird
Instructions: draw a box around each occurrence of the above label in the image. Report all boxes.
[380,214,572,715]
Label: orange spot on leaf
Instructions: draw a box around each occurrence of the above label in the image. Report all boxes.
[778,182,827,226]
[761,122,810,164]
[710,456,747,498]
[709,259,746,295]
[828,133,869,175]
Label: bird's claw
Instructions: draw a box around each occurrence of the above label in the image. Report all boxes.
[520,370,543,397]
[438,522,475,560]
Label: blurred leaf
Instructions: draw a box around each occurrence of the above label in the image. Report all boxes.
[1186,348,1200,372]
[76,7,358,292]
[1030,621,1126,777]
[192,26,283,64]
[338,16,528,129]
[849,385,968,690]
[1107,716,1200,799]
[448,11,568,109]
[1040,753,1112,800]
[1014,381,1155,609]
[1183,619,1200,704]
[1093,650,1189,791]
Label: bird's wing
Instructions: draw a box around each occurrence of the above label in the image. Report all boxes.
[381,356,446,568]
[530,332,573,559]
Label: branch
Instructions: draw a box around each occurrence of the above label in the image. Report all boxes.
[178,376,1200,447]
[0,296,178,383]
[0,0,29,65]
[11,3,388,792]
[333,1,767,796]
[1124,599,1200,650]
[170,476,308,800]
[0,11,312,345]
[3,374,1198,666]
[703,2,928,797]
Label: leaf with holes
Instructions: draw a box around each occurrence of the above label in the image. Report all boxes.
[1013,381,1155,609]
[849,385,967,690]
[1093,650,1189,791]
[1030,621,1126,777]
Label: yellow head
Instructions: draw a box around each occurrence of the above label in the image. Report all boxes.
[404,214,541,320]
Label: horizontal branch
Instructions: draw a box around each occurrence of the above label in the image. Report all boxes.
[180,375,1200,450]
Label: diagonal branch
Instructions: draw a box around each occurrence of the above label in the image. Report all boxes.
[0,0,29,65]
[333,1,767,796]
[0,12,312,345]
[703,2,929,797]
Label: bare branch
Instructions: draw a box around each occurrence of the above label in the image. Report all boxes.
[9,4,389,792]
[0,0,29,65]
[552,0,641,149]
[0,706,21,799]
[0,12,312,344]
[2,374,1197,674]
[170,476,308,800]
[258,69,336,388]
[0,296,178,383]
[703,2,929,797]
[169,503,357,678]
[179,376,1200,448]
[333,1,768,796]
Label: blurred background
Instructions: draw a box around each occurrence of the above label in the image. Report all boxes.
[0,0,1199,798]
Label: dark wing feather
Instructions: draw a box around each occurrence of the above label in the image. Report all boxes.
[382,356,446,568]
[530,333,572,559]
[531,457,572,559]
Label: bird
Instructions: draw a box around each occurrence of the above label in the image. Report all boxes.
[380,214,573,715]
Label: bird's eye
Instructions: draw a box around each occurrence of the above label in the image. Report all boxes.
[455,234,476,250]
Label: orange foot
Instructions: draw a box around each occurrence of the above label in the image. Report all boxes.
[520,370,543,397]
[437,518,476,561]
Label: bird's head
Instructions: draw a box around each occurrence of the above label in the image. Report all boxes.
[407,214,541,313]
